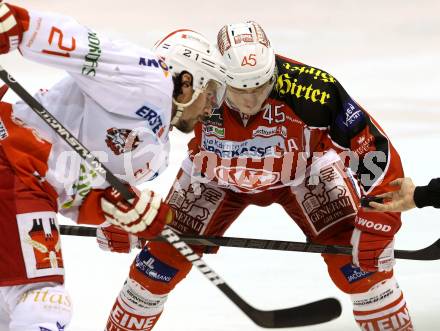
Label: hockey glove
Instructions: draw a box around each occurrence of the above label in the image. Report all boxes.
[0,2,28,54]
[101,186,173,238]
[96,222,145,253]
[350,209,400,272]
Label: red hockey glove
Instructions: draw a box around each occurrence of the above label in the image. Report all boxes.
[350,209,400,272]
[0,2,28,54]
[100,186,173,238]
[96,222,145,253]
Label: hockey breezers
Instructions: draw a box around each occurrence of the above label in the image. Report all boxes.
[0,65,342,328]
[60,225,440,261]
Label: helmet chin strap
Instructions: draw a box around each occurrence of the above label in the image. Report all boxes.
[170,107,183,126]
[170,89,202,126]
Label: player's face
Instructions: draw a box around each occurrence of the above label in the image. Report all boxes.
[174,77,221,133]
[226,78,274,115]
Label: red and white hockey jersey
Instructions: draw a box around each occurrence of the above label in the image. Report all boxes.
[184,55,404,197]
[3,7,173,221]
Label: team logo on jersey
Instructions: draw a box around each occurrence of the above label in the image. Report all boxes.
[296,165,357,235]
[26,217,63,270]
[167,182,224,234]
[17,212,64,279]
[139,57,169,77]
[214,166,280,190]
[105,128,141,155]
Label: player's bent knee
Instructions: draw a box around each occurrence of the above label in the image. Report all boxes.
[323,254,414,330]
[106,243,193,331]
[9,284,72,331]
[323,253,394,294]
[129,242,193,295]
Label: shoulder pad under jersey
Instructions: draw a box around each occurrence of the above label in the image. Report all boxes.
[272,55,340,128]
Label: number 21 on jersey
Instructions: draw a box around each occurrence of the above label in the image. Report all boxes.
[42,26,76,57]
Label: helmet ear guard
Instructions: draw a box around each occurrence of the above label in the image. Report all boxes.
[217,21,276,89]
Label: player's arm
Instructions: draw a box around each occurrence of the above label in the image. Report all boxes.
[327,81,404,196]
[327,79,404,272]
[1,2,147,80]
[0,1,29,53]
[369,177,440,211]
[75,185,173,253]
[414,178,440,208]
[0,2,172,117]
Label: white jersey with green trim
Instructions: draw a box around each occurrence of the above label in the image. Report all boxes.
[10,8,173,217]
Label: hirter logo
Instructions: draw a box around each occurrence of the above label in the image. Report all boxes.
[106,128,141,155]
[214,166,280,190]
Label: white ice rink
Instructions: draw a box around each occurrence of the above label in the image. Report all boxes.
[2,0,440,330]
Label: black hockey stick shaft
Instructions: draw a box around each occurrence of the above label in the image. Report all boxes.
[60,224,440,261]
[0,66,341,328]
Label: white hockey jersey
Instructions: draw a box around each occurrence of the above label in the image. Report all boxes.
[9,9,173,219]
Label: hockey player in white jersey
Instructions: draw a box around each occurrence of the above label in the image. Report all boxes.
[0,2,226,330]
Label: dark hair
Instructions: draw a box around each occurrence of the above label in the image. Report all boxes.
[172,71,193,99]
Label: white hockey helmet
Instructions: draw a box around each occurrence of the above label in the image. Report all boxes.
[153,29,227,123]
[217,21,276,89]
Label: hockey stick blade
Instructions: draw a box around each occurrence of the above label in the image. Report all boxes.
[60,225,440,261]
[238,296,342,328]
[59,225,342,327]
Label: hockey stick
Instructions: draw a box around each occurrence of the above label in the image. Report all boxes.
[0,65,342,328]
[60,224,440,261]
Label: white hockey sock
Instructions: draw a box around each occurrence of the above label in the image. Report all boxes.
[351,277,414,331]
[106,278,167,331]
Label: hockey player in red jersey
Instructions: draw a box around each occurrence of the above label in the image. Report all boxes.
[105,22,415,331]
[0,1,226,329]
